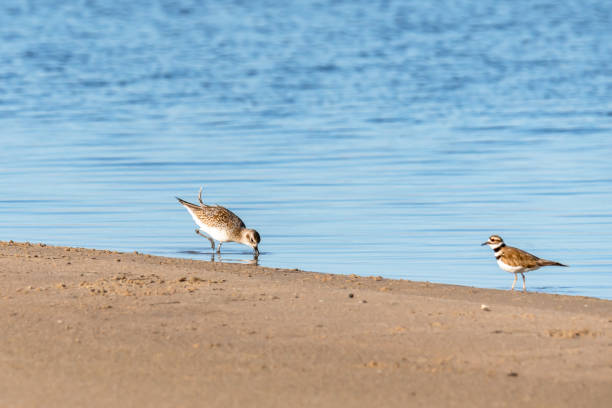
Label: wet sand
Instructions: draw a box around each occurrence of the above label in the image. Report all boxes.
[1,240,610,407]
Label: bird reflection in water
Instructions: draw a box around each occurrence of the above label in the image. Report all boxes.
[180,250,259,266]
[210,252,259,266]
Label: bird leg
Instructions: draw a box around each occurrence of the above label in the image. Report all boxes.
[511,273,517,290]
[521,273,526,292]
[216,242,222,254]
[195,229,215,251]
[198,186,205,208]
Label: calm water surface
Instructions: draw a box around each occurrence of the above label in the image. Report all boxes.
[1,1,612,299]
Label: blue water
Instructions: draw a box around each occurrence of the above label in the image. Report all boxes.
[1,0,612,299]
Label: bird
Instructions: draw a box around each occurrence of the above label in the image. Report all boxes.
[176,187,260,256]
[481,235,567,292]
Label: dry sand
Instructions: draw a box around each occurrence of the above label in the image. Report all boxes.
[0,240,610,407]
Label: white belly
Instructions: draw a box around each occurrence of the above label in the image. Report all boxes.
[497,259,539,274]
[186,208,231,242]
[197,222,231,242]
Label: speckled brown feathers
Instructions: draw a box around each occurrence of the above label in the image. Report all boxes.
[176,197,245,239]
[176,187,261,256]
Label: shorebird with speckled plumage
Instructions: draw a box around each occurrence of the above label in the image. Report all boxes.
[482,235,567,292]
[176,187,260,256]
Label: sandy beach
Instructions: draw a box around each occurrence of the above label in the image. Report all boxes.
[0,240,610,407]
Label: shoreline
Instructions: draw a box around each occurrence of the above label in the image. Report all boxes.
[1,240,611,407]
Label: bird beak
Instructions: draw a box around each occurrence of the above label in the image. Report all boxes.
[254,247,259,257]
[481,242,489,246]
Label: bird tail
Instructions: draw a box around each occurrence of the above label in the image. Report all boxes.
[176,197,199,210]
[538,259,568,267]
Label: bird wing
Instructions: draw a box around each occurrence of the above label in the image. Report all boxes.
[500,246,541,268]
[207,205,246,230]
[176,197,245,230]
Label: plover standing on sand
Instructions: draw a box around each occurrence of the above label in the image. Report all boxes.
[176,187,260,256]
[481,235,567,291]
